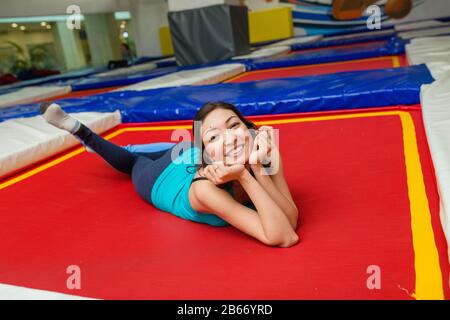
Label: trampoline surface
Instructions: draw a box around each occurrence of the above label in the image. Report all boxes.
[227,56,407,83]
[0,107,448,299]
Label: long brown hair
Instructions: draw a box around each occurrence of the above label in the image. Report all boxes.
[192,101,257,170]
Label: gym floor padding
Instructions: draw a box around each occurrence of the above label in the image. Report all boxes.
[0,107,448,299]
[296,40,388,54]
[226,56,407,83]
[46,86,122,101]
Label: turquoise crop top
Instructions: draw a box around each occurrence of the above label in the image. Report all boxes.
[150,145,233,227]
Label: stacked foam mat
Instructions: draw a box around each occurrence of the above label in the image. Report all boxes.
[0,66,103,94]
[117,63,246,91]
[406,36,450,65]
[264,35,322,48]
[422,76,450,260]
[0,65,435,124]
[232,46,290,60]
[4,18,448,108]
[0,86,71,109]
[405,33,450,256]
[0,111,121,178]
[399,24,450,39]
[394,20,448,32]
[245,38,405,70]
[0,63,248,179]
[92,61,158,78]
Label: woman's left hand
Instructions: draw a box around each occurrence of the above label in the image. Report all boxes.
[200,161,246,185]
[249,126,278,167]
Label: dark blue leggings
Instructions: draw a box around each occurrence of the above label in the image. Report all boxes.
[75,124,174,203]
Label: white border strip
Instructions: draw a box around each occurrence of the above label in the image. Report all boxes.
[117,63,245,91]
[0,283,95,300]
[421,70,450,262]
[233,46,290,60]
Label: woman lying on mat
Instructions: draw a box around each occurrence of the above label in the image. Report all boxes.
[40,101,299,247]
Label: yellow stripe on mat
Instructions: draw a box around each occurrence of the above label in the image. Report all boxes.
[399,112,444,300]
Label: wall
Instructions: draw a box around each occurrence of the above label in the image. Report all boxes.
[129,0,169,57]
[0,29,54,60]
[245,0,281,11]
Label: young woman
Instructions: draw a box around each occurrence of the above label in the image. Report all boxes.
[40,101,299,247]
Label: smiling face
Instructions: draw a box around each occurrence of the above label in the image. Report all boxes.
[201,108,254,165]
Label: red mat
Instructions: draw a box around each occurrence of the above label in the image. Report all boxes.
[227,56,405,83]
[0,107,448,299]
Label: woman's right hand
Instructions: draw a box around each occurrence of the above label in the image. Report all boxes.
[200,162,246,185]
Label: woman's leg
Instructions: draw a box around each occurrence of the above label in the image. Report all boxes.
[123,142,176,161]
[40,102,137,175]
[40,102,179,204]
[123,142,176,154]
[74,124,138,174]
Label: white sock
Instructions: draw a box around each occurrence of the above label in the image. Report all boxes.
[40,102,80,133]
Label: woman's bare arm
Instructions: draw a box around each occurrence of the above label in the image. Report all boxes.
[190,171,299,247]
[251,161,298,230]
[249,126,298,228]
[269,154,297,208]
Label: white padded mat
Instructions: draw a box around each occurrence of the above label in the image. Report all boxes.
[421,70,450,258]
[117,63,246,91]
[0,111,121,178]
[0,86,72,109]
